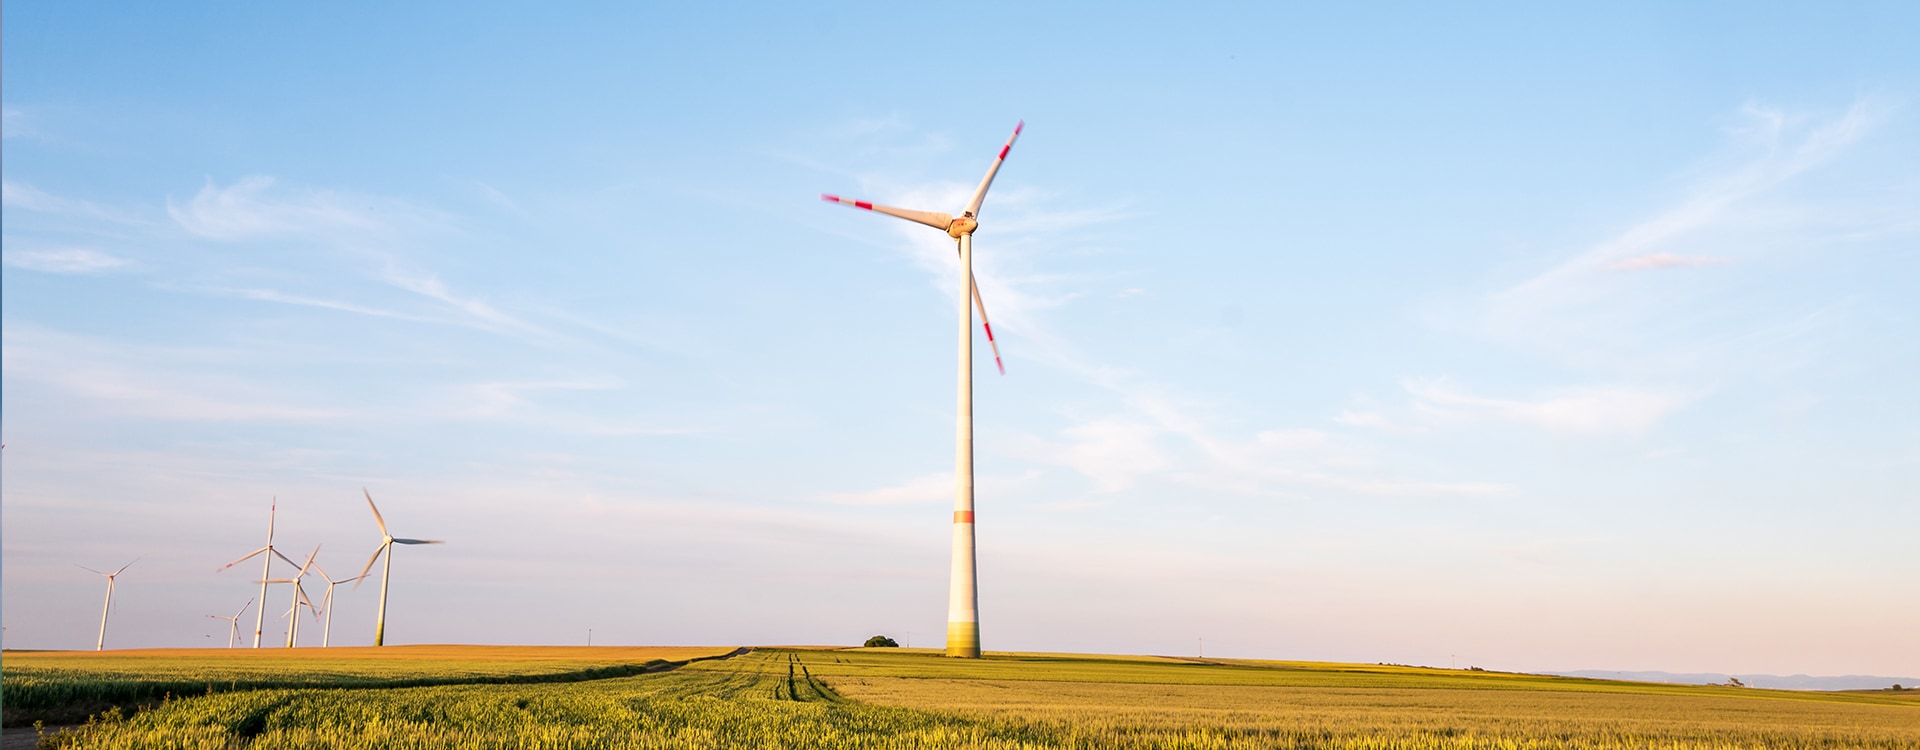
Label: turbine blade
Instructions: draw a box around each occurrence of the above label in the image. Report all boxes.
[968,274,1006,375]
[392,538,443,545]
[961,120,1023,218]
[354,543,387,588]
[218,547,268,572]
[113,558,140,576]
[294,582,318,614]
[267,499,277,544]
[820,195,953,231]
[364,488,390,538]
[298,546,320,575]
[237,598,254,618]
[272,548,302,569]
[77,564,106,575]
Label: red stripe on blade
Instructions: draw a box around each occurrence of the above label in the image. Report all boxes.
[854,201,873,210]
[821,194,839,202]
[1014,121,1024,135]
[995,357,1005,375]
[998,145,1010,160]
[954,510,974,524]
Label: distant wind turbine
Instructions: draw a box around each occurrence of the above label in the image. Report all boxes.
[354,489,443,646]
[207,599,255,648]
[820,121,1024,658]
[78,559,138,651]
[309,561,366,648]
[260,546,320,648]
[218,500,300,648]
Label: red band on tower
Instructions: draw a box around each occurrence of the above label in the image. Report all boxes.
[954,510,974,523]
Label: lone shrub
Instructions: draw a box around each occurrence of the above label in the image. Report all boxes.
[864,635,899,648]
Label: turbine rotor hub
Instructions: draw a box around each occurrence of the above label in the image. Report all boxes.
[947,215,978,238]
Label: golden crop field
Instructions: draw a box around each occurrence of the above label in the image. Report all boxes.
[10,646,1917,749]
[1,645,738,726]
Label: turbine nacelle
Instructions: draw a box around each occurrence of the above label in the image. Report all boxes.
[946,216,979,238]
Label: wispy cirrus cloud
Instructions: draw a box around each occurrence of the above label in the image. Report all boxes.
[167,176,391,240]
[2,180,152,226]
[1607,253,1729,271]
[1017,418,1171,493]
[443,379,697,437]
[821,472,954,505]
[219,287,422,321]
[1403,378,1690,436]
[1496,99,1884,305]
[2,247,133,274]
[1476,98,1897,370]
[0,325,347,423]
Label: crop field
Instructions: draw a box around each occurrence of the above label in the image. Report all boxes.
[9,646,1916,749]
[1,646,737,726]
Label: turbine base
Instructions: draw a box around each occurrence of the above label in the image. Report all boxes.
[945,621,980,658]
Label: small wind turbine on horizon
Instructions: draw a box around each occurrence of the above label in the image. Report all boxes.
[78,559,138,651]
[355,489,443,647]
[218,500,300,648]
[820,121,1024,658]
[260,546,320,648]
[207,599,254,649]
[310,561,366,648]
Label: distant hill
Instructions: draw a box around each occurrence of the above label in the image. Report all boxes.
[1549,670,1917,692]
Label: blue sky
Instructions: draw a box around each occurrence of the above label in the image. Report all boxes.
[4,2,1916,677]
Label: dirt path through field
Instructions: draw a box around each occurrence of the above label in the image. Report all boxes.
[2,725,59,750]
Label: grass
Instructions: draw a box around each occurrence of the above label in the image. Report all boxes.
[1,645,737,726]
[16,646,1919,749]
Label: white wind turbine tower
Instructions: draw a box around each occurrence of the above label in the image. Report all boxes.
[309,561,366,648]
[218,500,299,648]
[821,121,1023,658]
[207,599,254,649]
[78,559,138,651]
[261,546,320,648]
[355,489,443,647]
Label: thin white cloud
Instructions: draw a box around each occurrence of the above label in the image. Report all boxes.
[1,107,28,138]
[1498,99,1882,302]
[1403,378,1688,435]
[2,180,151,226]
[222,287,423,321]
[0,325,347,423]
[443,379,695,437]
[822,473,955,506]
[1607,253,1729,271]
[378,265,561,343]
[1018,418,1171,493]
[1478,99,1891,369]
[167,175,388,240]
[2,248,133,274]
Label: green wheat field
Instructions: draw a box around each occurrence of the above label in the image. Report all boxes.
[4,646,1916,749]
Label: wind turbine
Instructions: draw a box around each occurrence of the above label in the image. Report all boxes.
[309,561,365,648]
[207,599,254,648]
[218,500,300,648]
[354,489,443,646]
[820,121,1023,658]
[261,546,320,648]
[78,559,138,651]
